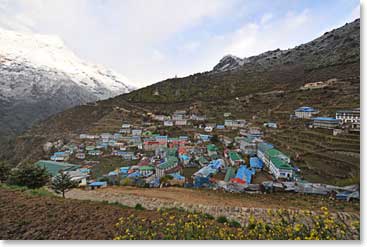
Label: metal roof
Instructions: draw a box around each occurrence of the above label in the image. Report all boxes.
[313,117,339,121]
[295,106,316,112]
[35,160,80,176]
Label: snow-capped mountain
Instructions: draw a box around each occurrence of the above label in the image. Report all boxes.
[212,55,249,72]
[0,28,134,138]
[0,27,134,101]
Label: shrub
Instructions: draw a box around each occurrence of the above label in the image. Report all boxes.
[120,178,133,186]
[134,203,145,210]
[229,220,241,228]
[8,163,50,189]
[0,161,12,183]
[216,216,228,224]
[204,213,215,220]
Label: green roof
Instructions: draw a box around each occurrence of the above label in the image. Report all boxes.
[265,148,282,157]
[234,136,246,142]
[197,156,209,164]
[35,160,80,176]
[243,136,255,143]
[224,167,236,182]
[207,144,218,152]
[270,156,293,170]
[258,142,273,153]
[265,148,290,162]
[139,166,155,171]
[210,153,220,160]
[228,151,242,161]
[165,148,177,157]
[158,157,178,169]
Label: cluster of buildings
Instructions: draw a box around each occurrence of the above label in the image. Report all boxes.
[150,110,249,133]
[293,106,360,132]
[38,101,360,192]
[151,110,206,127]
[39,112,301,191]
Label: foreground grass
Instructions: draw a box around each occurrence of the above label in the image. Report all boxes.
[114,207,360,240]
[0,184,360,240]
[0,183,55,197]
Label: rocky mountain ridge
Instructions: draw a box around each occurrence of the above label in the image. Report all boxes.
[0,27,134,138]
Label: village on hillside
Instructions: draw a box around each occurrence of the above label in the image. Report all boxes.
[35,105,360,200]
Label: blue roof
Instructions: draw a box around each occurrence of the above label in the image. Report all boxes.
[78,168,90,173]
[234,165,254,183]
[169,173,185,180]
[128,171,141,178]
[120,167,130,173]
[250,157,263,169]
[89,181,107,187]
[313,117,339,121]
[295,106,316,112]
[54,152,66,155]
[180,154,190,160]
[208,159,224,169]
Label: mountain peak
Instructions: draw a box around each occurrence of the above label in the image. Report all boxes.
[0,28,134,98]
[213,54,247,72]
[0,28,135,138]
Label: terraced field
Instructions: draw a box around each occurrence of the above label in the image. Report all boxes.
[265,127,359,184]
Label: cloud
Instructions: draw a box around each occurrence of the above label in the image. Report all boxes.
[260,13,273,24]
[180,41,201,53]
[350,4,360,21]
[221,9,314,57]
[0,0,360,87]
[0,0,234,86]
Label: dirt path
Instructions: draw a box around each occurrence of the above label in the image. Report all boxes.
[67,186,359,211]
[66,186,359,218]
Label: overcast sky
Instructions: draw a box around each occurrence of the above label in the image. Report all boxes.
[0,0,360,87]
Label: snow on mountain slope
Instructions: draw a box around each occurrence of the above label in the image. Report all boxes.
[0,27,134,100]
[0,27,134,138]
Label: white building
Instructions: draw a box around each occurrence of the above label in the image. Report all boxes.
[224,119,246,128]
[153,115,170,121]
[121,123,131,129]
[294,106,318,119]
[175,119,188,126]
[336,108,360,129]
[164,120,174,127]
[132,129,142,136]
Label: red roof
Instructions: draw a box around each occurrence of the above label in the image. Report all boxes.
[230,178,246,184]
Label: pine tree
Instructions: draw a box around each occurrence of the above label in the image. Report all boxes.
[51,171,78,198]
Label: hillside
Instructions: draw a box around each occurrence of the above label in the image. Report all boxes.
[0,186,360,240]
[2,19,360,184]
[125,19,359,104]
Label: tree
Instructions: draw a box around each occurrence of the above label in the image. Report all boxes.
[51,171,78,198]
[8,163,50,189]
[211,134,220,144]
[0,161,12,183]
